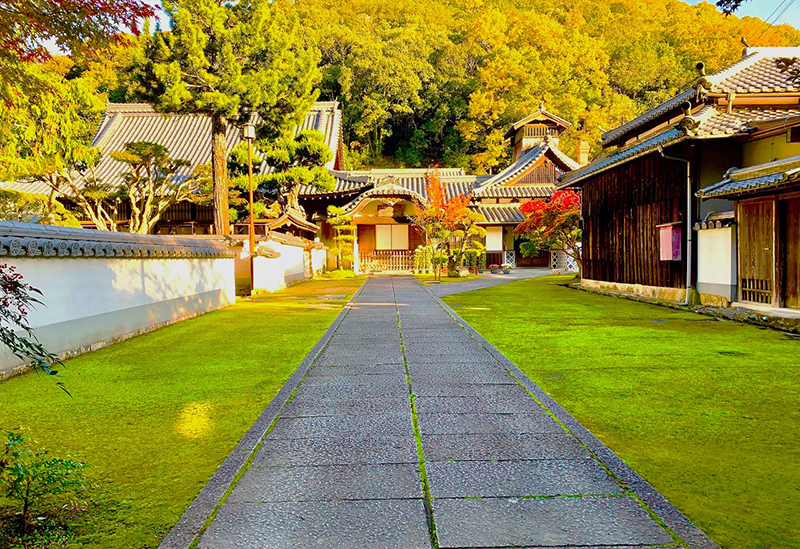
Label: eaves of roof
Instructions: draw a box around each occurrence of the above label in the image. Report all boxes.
[601,47,800,147]
[503,109,572,139]
[698,155,800,198]
[472,204,525,224]
[560,127,687,187]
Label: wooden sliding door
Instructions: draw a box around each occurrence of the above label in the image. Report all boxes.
[738,201,775,305]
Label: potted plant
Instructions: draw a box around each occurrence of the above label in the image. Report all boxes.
[501,263,513,274]
[489,263,500,274]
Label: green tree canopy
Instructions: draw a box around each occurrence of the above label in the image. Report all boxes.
[138,0,322,235]
[259,130,335,213]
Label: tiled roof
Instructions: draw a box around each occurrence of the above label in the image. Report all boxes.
[695,107,800,135]
[698,155,800,198]
[560,127,686,187]
[1,102,343,196]
[267,207,320,234]
[299,172,371,196]
[503,108,571,139]
[715,51,800,93]
[563,104,800,186]
[474,139,578,194]
[601,47,800,147]
[473,204,525,224]
[305,169,481,200]
[600,89,696,147]
[472,185,555,198]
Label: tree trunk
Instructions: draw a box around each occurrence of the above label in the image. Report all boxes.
[211,113,230,235]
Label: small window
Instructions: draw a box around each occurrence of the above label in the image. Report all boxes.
[787,127,800,143]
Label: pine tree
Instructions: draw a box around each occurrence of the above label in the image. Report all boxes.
[141,0,321,235]
[327,205,356,271]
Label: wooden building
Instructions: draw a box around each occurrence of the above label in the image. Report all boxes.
[2,103,584,273]
[300,107,583,271]
[561,46,800,310]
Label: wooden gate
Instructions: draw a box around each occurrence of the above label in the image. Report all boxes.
[784,197,800,309]
[738,201,774,305]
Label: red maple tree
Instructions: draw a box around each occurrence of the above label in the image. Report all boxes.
[413,169,485,280]
[514,189,582,275]
[1,0,155,62]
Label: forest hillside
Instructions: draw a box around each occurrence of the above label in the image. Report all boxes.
[293,0,800,171]
[13,0,800,175]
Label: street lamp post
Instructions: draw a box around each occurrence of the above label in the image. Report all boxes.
[242,123,256,291]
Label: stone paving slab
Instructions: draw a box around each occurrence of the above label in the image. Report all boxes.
[252,435,418,466]
[228,464,423,502]
[410,368,516,384]
[422,432,587,461]
[404,344,490,360]
[299,372,408,387]
[415,394,544,414]
[281,395,412,417]
[267,414,414,439]
[426,460,624,498]
[434,496,676,548]
[290,383,410,400]
[316,347,405,366]
[199,500,431,549]
[306,362,407,377]
[411,382,531,398]
[416,412,560,435]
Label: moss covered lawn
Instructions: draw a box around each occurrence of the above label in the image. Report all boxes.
[444,275,800,549]
[0,277,364,549]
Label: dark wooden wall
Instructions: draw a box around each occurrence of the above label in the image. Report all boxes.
[581,151,690,288]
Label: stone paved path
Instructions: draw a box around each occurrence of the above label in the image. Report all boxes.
[428,267,551,297]
[197,277,682,549]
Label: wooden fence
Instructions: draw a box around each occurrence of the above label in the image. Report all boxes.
[359,251,414,272]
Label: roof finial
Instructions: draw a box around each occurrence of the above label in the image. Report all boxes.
[678,101,700,133]
[696,62,706,77]
[539,100,545,112]
[694,62,712,94]
[741,36,750,48]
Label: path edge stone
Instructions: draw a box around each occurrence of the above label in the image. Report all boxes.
[422,281,720,549]
[157,280,369,549]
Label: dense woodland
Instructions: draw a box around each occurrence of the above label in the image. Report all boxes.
[5,0,800,181]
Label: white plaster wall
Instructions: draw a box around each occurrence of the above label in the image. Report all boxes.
[1,256,236,374]
[252,239,307,293]
[697,227,737,291]
[311,248,327,275]
[7,257,235,328]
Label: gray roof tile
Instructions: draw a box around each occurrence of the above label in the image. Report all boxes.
[564,104,800,186]
[474,204,525,224]
[698,155,800,198]
[475,140,578,193]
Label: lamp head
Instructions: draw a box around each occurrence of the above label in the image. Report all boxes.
[242,123,256,141]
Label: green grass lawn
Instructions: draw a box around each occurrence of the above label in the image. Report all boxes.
[0,277,365,549]
[444,276,800,549]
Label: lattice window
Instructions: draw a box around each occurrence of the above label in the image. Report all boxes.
[503,250,516,268]
[740,277,773,304]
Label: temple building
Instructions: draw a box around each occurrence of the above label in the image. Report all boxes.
[2,102,585,273]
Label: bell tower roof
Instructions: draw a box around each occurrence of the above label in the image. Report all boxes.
[503,106,571,140]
